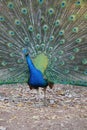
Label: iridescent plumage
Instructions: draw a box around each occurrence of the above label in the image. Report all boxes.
[0,0,87,86]
[25,54,48,89]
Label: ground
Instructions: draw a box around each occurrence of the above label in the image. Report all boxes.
[0,84,87,130]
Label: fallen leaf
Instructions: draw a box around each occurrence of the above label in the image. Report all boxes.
[17,103,24,107]
[9,116,17,123]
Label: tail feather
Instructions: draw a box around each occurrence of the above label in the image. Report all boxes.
[0,0,87,86]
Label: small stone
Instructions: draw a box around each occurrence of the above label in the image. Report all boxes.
[0,96,5,101]
[52,115,56,119]
[68,94,72,98]
[17,102,24,107]
[32,116,39,120]
[57,90,65,96]
[50,99,54,104]
[4,98,9,103]
[61,123,64,127]
[0,119,4,121]
[22,125,25,128]
[65,94,72,98]
[0,126,7,130]
[9,116,17,123]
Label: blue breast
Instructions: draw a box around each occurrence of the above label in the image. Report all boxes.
[26,55,47,88]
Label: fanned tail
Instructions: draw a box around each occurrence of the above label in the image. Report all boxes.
[0,0,87,86]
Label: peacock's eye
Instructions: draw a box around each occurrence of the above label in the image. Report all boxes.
[17,59,23,64]
[73,48,79,53]
[69,55,75,60]
[69,15,76,21]
[9,31,15,36]
[62,3,64,5]
[82,59,87,65]
[7,2,14,9]
[58,50,64,55]
[75,1,81,6]
[15,19,21,25]
[35,45,39,50]
[59,39,65,45]
[59,61,65,66]
[36,34,41,40]
[28,25,34,32]
[48,8,54,15]
[76,38,82,43]
[84,14,87,20]
[78,1,80,4]
[38,0,44,4]
[49,36,54,41]
[72,27,79,33]
[64,69,69,74]
[84,71,87,75]
[0,16,5,22]
[21,8,28,14]
[55,19,60,26]
[61,1,66,7]
[7,43,13,48]
[71,81,75,84]
[49,47,53,51]
[59,30,64,36]
[10,52,16,57]
[74,66,79,71]
[25,37,29,42]
[1,61,7,66]
[40,16,44,22]
[9,68,16,72]
[43,25,48,31]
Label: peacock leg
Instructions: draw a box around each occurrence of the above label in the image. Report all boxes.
[36,88,41,106]
[43,87,47,106]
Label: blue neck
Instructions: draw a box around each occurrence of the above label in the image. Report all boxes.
[26,55,36,73]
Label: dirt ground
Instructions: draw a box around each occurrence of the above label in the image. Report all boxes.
[0,84,87,130]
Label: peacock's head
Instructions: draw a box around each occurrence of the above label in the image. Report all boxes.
[22,48,49,74]
[22,48,29,56]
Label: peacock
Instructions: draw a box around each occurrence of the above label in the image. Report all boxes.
[0,0,87,103]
